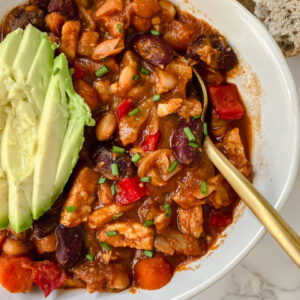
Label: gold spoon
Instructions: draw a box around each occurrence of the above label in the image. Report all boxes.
[193,67,300,267]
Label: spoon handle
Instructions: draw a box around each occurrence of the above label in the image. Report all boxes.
[204,136,300,267]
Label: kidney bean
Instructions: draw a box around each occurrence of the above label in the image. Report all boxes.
[31,0,50,10]
[187,34,237,72]
[33,196,65,238]
[55,225,83,268]
[48,0,77,19]
[91,146,136,180]
[171,119,203,166]
[1,5,45,37]
[132,34,173,67]
[33,214,60,238]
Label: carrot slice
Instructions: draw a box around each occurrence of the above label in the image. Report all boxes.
[0,256,33,293]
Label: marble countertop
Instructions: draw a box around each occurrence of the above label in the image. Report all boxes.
[192,56,300,300]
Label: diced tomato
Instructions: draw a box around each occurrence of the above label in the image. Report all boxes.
[73,65,85,80]
[117,98,132,119]
[208,84,244,120]
[142,131,161,152]
[32,261,68,297]
[116,177,148,205]
[0,256,33,293]
[209,210,232,227]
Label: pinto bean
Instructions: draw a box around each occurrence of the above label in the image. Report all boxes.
[48,0,77,19]
[91,146,136,180]
[3,239,28,256]
[164,20,195,51]
[132,34,173,67]
[46,12,66,35]
[34,233,57,254]
[171,119,203,166]
[131,0,161,19]
[60,21,81,62]
[92,38,124,61]
[55,225,84,268]
[95,0,123,19]
[96,113,118,141]
[131,15,151,32]
[78,31,100,57]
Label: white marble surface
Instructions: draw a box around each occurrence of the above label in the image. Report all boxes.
[192,56,300,300]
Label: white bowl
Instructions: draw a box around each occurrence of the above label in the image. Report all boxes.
[0,0,299,299]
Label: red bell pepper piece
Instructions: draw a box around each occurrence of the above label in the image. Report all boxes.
[73,65,85,80]
[117,98,132,119]
[209,210,232,227]
[32,261,67,297]
[116,177,148,205]
[208,84,244,120]
[142,130,161,152]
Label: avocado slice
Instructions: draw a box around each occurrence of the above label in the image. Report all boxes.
[0,169,8,230]
[27,36,56,114]
[0,113,8,229]
[0,28,23,102]
[0,29,23,229]
[1,101,37,233]
[10,25,44,104]
[54,89,95,198]
[13,25,44,83]
[32,54,70,220]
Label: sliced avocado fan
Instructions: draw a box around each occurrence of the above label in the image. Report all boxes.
[0,25,94,232]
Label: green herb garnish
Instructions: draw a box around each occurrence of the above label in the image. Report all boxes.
[140,176,151,183]
[163,203,172,218]
[153,94,161,101]
[131,153,142,163]
[95,65,109,77]
[113,212,124,220]
[65,205,76,212]
[201,181,207,195]
[100,242,111,251]
[150,29,160,36]
[111,183,117,195]
[98,177,107,184]
[168,161,178,173]
[144,250,154,257]
[144,220,154,227]
[140,67,150,75]
[112,145,125,155]
[183,127,196,142]
[111,163,119,176]
[86,253,94,261]
[106,231,118,237]
[189,142,198,148]
[129,108,140,116]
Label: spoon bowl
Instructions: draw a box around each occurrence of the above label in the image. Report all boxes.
[192,67,300,268]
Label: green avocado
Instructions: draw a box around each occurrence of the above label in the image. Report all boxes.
[0,28,23,103]
[0,26,94,231]
[27,36,56,114]
[1,101,36,232]
[0,113,8,229]
[32,54,70,220]
[54,88,95,200]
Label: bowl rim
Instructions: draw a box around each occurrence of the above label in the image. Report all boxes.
[0,0,299,299]
[178,1,300,299]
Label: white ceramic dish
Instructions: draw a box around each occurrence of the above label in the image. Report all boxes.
[0,0,299,299]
